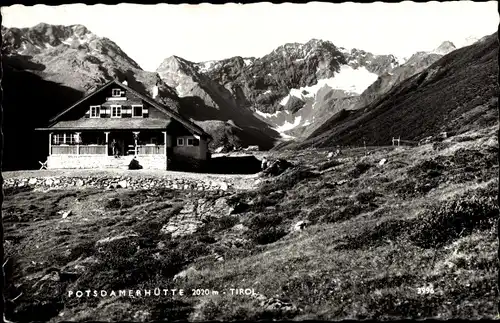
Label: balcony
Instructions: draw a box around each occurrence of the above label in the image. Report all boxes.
[50,144,165,155]
[51,144,107,155]
[137,144,165,155]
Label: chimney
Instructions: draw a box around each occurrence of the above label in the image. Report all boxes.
[152,85,159,99]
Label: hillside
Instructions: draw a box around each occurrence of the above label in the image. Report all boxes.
[156,55,281,150]
[288,32,498,149]
[2,124,498,321]
[1,58,85,170]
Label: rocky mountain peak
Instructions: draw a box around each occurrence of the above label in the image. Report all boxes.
[433,41,457,55]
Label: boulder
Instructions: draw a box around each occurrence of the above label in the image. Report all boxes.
[262,158,293,177]
[117,180,128,188]
[378,158,387,166]
[291,220,310,232]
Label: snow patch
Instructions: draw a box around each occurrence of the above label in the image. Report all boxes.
[198,61,216,73]
[280,94,291,106]
[285,65,378,99]
[62,38,73,46]
[255,109,281,119]
[302,120,312,127]
[279,132,296,140]
[263,90,272,95]
[244,58,253,66]
[275,115,302,133]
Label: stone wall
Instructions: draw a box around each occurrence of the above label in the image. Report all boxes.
[3,175,232,192]
[46,155,167,170]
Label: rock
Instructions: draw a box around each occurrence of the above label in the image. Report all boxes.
[173,266,199,281]
[96,231,139,245]
[17,182,25,188]
[260,297,298,313]
[180,202,196,214]
[292,220,310,232]
[183,184,190,190]
[327,152,334,159]
[117,180,128,188]
[262,158,293,177]
[28,178,37,185]
[45,178,54,186]
[232,224,249,232]
[61,210,72,219]
[133,310,151,322]
[244,145,259,151]
[378,158,387,166]
[76,179,84,186]
[40,270,60,283]
[213,197,235,217]
[220,182,228,191]
[161,218,202,238]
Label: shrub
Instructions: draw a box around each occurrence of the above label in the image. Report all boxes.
[249,213,283,229]
[259,166,319,194]
[202,215,239,233]
[104,197,121,210]
[250,227,288,245]
[318,159,342,171]
[410,188,499,248]
[348,162,372,178]
[355,190,380,204]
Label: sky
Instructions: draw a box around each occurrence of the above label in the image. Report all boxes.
[2,1,498,72]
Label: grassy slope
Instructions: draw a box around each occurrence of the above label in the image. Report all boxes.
[285,32,498,150]
[2,125,498,321]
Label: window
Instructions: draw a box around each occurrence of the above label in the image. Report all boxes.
[187,138,200,146]
[111,105,122,118]
[90,105,100,118]
[177,138,184,146]
[100,106,110,117]
[132,105,143,117]
[53,133,63,144]
[53,133,77,145]
[112,89,122,97]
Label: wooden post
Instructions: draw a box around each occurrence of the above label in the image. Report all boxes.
[49,132,52,156]
[104,132,110,156]
[163,131,167,156]
[133,132,139,156]
[75,132,81,155]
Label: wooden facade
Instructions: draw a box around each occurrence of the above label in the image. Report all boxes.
[36,79,211,170]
